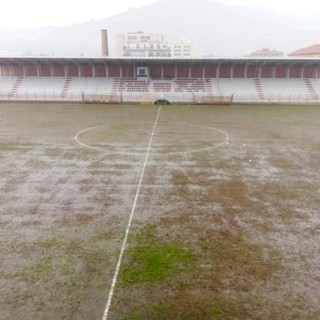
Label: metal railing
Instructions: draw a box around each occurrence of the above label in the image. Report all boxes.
[0,91,319,105]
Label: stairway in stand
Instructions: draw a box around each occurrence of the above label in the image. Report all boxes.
[254,78,265,100]
[205,79,213,95]
[60,77,72,98]
[110,78,121,101]
[8,77,23,97]
[304,78,319,100]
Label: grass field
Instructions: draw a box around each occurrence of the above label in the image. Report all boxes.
[1,102,320,319]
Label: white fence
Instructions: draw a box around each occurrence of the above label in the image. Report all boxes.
[0,92,233,105]
[1,91,319,105]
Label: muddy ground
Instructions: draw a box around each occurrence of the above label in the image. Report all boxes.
[1,103,320,319]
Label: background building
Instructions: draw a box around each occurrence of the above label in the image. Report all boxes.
[171,42,200,58]
[250,48,284,57]
[288,44,320,57]
[116,31,170,57]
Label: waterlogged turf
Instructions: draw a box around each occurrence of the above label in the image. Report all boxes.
[1,103,320,319]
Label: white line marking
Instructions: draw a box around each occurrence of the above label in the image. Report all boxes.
[74,122,152,156]
[165,123,229,155]
[75,122,229,156]
[101,106,162,320]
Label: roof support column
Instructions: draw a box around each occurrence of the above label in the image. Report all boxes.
[104,63,108,78]
[258,63,262,78]
[286,64,291,79]
[312,65,316,78]
[175,62,177,79]
[217,62,220,79]
[286,65,291,78]
[119,62,123,78]
[271,65,276,78]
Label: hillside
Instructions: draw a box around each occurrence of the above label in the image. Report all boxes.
[0,0,320,57]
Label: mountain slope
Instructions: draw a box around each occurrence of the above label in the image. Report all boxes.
[0,0,319,57]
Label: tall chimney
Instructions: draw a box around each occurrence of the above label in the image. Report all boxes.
[101,29,109,57]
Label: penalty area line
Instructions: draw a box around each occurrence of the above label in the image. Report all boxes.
[101,105,162,320]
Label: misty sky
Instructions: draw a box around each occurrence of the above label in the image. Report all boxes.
[2,0,320,29]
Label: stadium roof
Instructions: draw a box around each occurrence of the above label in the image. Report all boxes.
[0,56,320,66]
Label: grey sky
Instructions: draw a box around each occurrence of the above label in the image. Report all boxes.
[2,0,320,29]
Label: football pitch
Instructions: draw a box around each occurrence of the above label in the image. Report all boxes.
[1,102,320,319]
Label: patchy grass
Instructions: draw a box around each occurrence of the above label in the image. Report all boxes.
[26,235,111,283]
[0,141,36,151]
[113,220,283,319]
[120,225,195,285]
[37,237,63,249]
[170,170,191,186]
[2,103,320,319]
[18,233,112,319]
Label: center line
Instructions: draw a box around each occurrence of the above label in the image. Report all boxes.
[101,105,162,320]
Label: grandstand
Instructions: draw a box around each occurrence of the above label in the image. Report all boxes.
[1,57,320,104]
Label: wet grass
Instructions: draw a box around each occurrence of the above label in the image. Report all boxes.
[2,103,320,319]
[0,140,36,151]
[120,225,195,285]
[37,236,63,249]
[18,233,112,319]
[112,219,283,319]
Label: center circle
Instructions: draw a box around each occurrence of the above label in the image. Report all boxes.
[75,122,229,155]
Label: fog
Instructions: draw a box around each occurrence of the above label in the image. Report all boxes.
[1,0,320,29]
[1,0,320,57]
